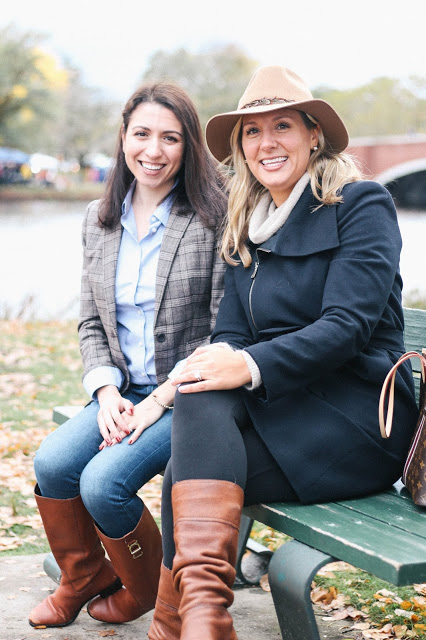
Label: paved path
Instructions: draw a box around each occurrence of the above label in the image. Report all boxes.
[0,553,349,640]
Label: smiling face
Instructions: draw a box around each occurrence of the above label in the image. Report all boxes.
[241,108,319,206]
[121,101,184,199]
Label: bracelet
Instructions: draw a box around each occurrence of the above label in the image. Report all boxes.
[151,394,174,410]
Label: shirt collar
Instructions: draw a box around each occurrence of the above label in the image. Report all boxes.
[121,180,176,225]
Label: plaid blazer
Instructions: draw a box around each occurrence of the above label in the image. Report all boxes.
[78,199,226,388]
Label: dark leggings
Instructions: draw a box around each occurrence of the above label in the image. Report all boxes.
[161,388,298,568]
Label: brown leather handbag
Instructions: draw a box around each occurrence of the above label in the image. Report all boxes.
[379,349,426,507]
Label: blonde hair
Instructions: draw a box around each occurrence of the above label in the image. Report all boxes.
[221,113,363,267]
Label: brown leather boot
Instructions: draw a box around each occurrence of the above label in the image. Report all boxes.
[172,479,244,640]
[147,563,181,640]
[28,486,121,628]
[87,505,162,623]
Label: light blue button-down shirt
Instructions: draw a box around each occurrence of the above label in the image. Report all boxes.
[83,185,172,398]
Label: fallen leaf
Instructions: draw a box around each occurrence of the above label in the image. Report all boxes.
[394,608,418,620]
[373,589,402,604]
[393,624,408,638]
[414,584,426,596]
[311,586,332,604]
[317,561,356,576]
[352,621,371,629]
[330,609,353,620]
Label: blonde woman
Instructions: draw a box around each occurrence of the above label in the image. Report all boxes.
[148,65,418,640]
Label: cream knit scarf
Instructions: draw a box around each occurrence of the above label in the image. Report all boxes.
[248,172,310,244]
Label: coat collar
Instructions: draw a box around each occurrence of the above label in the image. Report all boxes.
[253,184,340,257]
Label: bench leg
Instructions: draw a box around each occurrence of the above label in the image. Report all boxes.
[43,551,61,585]
[268,539,335,640]
[235,514,255,585]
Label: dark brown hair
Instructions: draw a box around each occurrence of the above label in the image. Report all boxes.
[98,83,226,229]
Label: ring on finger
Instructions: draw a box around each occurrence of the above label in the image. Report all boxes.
[193,369,203,382]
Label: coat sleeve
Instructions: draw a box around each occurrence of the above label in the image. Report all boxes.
[222,182,403,403]
[78,202,119,381]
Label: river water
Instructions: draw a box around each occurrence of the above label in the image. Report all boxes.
[0,199,425,320]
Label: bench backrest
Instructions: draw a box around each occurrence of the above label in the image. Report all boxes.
[403,307,426,401]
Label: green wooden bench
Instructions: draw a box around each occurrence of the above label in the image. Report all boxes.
[46,307,426,640]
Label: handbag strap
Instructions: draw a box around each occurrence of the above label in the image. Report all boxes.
[379,351,426,438]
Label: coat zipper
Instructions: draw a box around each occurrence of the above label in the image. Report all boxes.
[248,248,270,329]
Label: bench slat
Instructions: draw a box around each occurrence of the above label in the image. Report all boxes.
[52,405,83,425]
[244,492,426,585]
[334,486,426,538]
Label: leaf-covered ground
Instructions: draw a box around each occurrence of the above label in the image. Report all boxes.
[1,319,425,639]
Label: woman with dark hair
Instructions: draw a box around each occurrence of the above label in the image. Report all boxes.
[29,83,226,629]
[147,65,418,640]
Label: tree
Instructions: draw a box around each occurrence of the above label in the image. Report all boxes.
[142,45,258,129]
[0,24,67,151]
[0,24,120,160]
[52,62,120,164]
[315,77,426,138]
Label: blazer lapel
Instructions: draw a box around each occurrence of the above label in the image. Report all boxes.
[155,205,194,324]
[103,221,122,330]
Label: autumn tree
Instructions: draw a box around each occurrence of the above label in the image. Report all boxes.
[142,45,258,129]
[0,24,67,151]
[315,77,426,138]
[52,63,120,164]
[143,47,426,140]
[0,24,119,160]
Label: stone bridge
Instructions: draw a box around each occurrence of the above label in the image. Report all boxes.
[347,134,426,208]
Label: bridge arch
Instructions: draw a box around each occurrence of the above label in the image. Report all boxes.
[376,158,426,209]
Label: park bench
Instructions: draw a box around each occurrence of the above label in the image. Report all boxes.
[46,307,426,640]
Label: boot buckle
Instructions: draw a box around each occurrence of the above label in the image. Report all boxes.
[127,539,143,558]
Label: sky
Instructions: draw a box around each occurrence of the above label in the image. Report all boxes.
[2,0,426,104]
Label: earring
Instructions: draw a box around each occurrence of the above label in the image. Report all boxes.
[312,146,318,152]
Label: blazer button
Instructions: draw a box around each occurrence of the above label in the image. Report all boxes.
[157,333,166,343]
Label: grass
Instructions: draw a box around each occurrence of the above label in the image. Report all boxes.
[314,567,426,637]
[0,319,86,555]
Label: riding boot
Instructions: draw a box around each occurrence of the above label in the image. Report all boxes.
[147,563,181,639]
[87,505,162,623]
[172,479,244,640]
[28,486,121,628]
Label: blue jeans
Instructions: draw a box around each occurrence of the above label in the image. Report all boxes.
[34,385,171,538]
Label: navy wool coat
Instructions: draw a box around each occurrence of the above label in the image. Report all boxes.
[212,181,418,504]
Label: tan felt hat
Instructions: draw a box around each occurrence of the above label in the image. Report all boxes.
[206,65,349,162]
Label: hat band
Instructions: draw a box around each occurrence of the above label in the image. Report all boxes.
[241,97,295,109]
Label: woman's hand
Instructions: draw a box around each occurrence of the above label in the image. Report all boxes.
[121,395,167,445]
[98,380,176,449]
[171,345,251,394]
[96,385,134,445]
